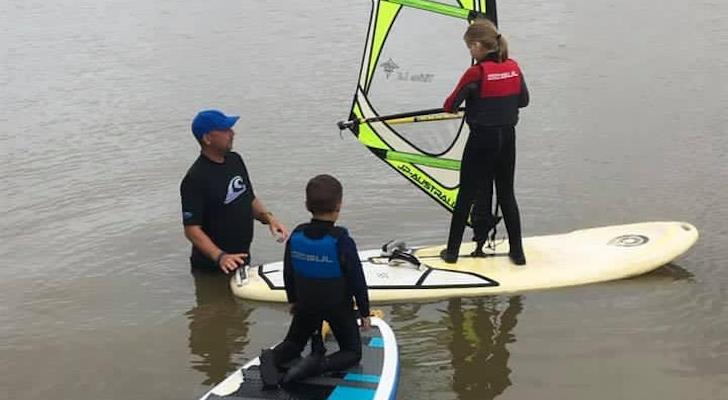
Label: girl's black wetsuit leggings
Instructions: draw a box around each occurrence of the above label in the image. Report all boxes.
[445,125,524,256]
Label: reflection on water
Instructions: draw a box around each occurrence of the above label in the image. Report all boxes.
[389,303,423,323]
[447,296,522,400]
[647,263,695,282]
[186,272,252,386]
[391,296,523,400]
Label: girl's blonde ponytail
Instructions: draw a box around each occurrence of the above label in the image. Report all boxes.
[464,19,508,62]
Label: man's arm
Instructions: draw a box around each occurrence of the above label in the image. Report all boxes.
[252,197,289,242]
[183,225,247,274]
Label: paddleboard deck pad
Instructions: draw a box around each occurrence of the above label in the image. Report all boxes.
[231,221,698,303]
[199,316,398,400]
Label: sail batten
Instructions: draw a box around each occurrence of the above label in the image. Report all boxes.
[385,0,472,20]
[371,148,461,170]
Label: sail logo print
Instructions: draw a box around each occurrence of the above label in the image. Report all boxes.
[379,58,434,83]
[608,235,649,247]
[380,58,399,78]
[398,164,455,208]
[224,176,247,204]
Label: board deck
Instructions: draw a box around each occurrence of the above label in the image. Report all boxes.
[231,221,698,303]
[199,316,398,400]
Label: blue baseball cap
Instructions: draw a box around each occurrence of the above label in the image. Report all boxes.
[191,109,240,140]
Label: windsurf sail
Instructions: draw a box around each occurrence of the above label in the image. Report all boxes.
[339,0,498,213]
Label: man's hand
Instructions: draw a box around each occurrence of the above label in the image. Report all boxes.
[268,217,289,243]
[252,199,288,242]
[218,252,247,274]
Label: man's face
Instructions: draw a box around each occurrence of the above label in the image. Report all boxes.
[205,128,235,151]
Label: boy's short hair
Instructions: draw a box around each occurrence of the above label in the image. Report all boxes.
[306,174,343,213]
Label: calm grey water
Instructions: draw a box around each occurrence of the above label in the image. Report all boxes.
[2,0,727,399]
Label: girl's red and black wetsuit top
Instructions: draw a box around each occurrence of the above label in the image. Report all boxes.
[443,57,530,260]
[273,219,370,372]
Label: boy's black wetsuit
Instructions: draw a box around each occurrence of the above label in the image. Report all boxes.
[180,151,255,271]
[443,56,529,261]
[271,219,370,376]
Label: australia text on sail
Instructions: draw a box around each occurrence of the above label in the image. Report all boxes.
[398,164,455,208]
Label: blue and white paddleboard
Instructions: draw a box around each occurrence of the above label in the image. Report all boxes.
[199,316,398,400]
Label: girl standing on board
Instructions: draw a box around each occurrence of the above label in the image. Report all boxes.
[441,19,529,265]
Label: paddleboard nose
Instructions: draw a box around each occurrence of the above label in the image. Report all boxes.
[679,222,697,233]
[675,222,699,245]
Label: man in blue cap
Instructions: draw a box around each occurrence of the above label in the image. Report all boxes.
[180,109,288,273]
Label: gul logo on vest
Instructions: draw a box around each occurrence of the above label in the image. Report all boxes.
[486,71,519,81]
[291,251,335,263]
[224,176,247,204]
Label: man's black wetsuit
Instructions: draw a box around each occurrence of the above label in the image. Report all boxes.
[180,151,255,271]
[272,219,370,373]
[443,56,529,260]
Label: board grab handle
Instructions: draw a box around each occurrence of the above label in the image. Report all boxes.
[233,264,251,287]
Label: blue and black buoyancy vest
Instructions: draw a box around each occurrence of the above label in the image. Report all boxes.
[289,224,350,309]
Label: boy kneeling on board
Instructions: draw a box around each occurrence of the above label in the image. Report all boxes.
[259,174,371,388]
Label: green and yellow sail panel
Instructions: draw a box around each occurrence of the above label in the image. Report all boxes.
[344,0,497,213]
